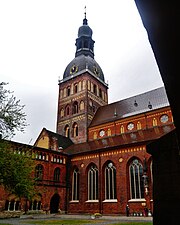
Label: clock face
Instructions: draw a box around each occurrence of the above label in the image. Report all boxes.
[70,65,78,74]
[160,114,169,123]
[93,66,100,76]
[99,130,105,137]
[127,122,134,130]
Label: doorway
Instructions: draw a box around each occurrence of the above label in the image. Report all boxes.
[50,193,60,213]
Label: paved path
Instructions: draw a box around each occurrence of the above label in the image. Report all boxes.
[0,214,152,225]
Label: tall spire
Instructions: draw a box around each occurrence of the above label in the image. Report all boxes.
[83,6,88,25]
[75,8,94,58]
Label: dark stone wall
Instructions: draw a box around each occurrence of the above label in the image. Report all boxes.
[147,130,180,224]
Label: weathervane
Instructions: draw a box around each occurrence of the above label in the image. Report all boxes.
[84,6,86,18]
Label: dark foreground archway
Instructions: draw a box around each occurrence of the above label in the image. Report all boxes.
[50,193,60,213]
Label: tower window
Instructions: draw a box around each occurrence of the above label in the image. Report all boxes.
[74,83,78,93]
[93,84,97,95]
[64,125,70,138]
[73,101,78,114]
[67,86,71,96]
[73,123,78,137]
[65,105,70,116]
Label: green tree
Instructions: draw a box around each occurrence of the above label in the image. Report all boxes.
[0,141,35,200]
[0,83,35,210]
[0,82,27,139]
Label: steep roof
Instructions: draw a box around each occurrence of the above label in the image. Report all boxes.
[34,128,73,149]
[45,129,73,149]
[64,124,175,155]
[89,86,169,127]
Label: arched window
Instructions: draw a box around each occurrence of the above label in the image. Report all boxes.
[64,125,70,138]
[105,162,117,200]
[73,101,78,114]
[107,128,111,136]
[60,108,64,118]
[73,123,78,137]
[5,200,20,211]
[29,200,41,210]
[137,121,142,130]
[35,164,43,180]
[88,165,98,200]
[120,125,124,133]
[72,168,79,201]
[129,159,144,199]
[67,86,71,96]
[54,168,60,182]
[74,83,78,94]
[152,118,157,126]
[65,105,70,116]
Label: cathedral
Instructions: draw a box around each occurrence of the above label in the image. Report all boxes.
[0,13,175,216]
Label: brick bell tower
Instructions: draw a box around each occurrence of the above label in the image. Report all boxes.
[56,12,108,144]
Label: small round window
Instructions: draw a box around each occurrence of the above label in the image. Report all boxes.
[127,122,134,130]
[160,114,169,123]
[99,130,105,137]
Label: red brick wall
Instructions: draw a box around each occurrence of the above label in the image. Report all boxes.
[68,145,152,215]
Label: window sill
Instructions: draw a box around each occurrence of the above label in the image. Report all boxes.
[103,199,118,203]
[128,198,146,203]
[85,200,99,203]
[69,200,79,203]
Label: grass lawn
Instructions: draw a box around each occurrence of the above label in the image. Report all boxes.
[109,223,152,225]
[22,219,100,224]
[0,219,153,225]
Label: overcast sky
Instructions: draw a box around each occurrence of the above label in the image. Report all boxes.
[0,0,164,145]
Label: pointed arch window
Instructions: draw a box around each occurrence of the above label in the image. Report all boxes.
[105,162,117,200]
[152,118,157,126]
[35,164,43,180]
[65,105,70,116]
[137,121,142,130]
[67,86,71,96]
[129,159,144,199]
[72,168,79,201]
[73,101,78,114]
[64,125,70,138]
[73,123,78,137]
[74,83,78,94]
[54,168,60,182]
[107,128,111,136]
[88,165,98,200]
